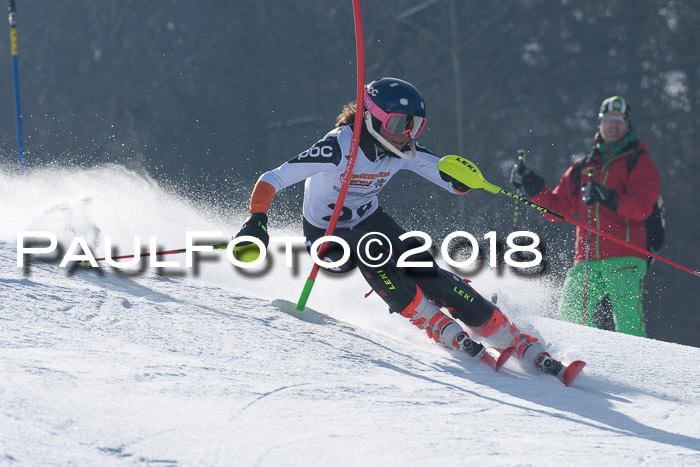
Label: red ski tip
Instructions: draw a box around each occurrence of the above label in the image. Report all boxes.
[495,346,516,372]
[561,360,586,387]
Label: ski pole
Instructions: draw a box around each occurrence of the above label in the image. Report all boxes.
[296,0,365,312]
[85,243,228,264]
[581,167,595,325]
[512,149,527,230]
[437,155,700,278]
[7,0,25,174]
[93,248,186,262]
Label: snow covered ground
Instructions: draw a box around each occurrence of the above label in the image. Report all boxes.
[1,166,699,465]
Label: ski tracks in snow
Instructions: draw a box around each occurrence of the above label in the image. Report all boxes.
[1,241,699,465]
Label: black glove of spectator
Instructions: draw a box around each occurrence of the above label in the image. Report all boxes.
[510,161,545,197]
[582,181,619,211]
[439,170,471,193]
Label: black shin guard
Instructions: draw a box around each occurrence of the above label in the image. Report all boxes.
[358,259,418,314]
[412,269,495,327]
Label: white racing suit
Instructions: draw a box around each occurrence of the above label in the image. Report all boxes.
[257,125,550,368]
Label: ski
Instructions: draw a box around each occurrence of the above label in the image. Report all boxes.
[558,360,586,387]
[274,299,515,373]
[478,344,516,372]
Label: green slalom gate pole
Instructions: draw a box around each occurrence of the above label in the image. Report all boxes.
[7,0,25,174]
[437,155,700,278]
[296,0,366,311]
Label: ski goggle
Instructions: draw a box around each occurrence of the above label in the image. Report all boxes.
[364,92,427,139]
[599,114,628,124]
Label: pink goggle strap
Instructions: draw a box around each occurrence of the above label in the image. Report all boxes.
[364,91,425,138]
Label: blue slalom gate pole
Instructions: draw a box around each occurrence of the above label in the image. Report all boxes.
[8,0,25,174]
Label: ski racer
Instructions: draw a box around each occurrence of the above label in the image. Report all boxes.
[234,77,579,382]
[511,96,660,337]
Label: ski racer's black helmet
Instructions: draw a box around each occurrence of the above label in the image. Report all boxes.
[363,77,426,159]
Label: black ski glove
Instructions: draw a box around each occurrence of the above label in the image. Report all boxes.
[510,161,545,197]
[582,181,619,211]
[234,212,269,247]
[439,171,471,193]
[231,213,270,261]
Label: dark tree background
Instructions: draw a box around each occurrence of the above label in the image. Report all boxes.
[2,0,698,346]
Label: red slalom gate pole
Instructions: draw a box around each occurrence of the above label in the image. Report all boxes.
[296,0,365,311]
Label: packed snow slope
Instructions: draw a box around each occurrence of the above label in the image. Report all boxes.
[1,165,699,466]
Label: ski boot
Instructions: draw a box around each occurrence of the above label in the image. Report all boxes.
[399,287,513,371]
[470,308,586,386]
[535,352,586,387]
[453,332,514,372]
